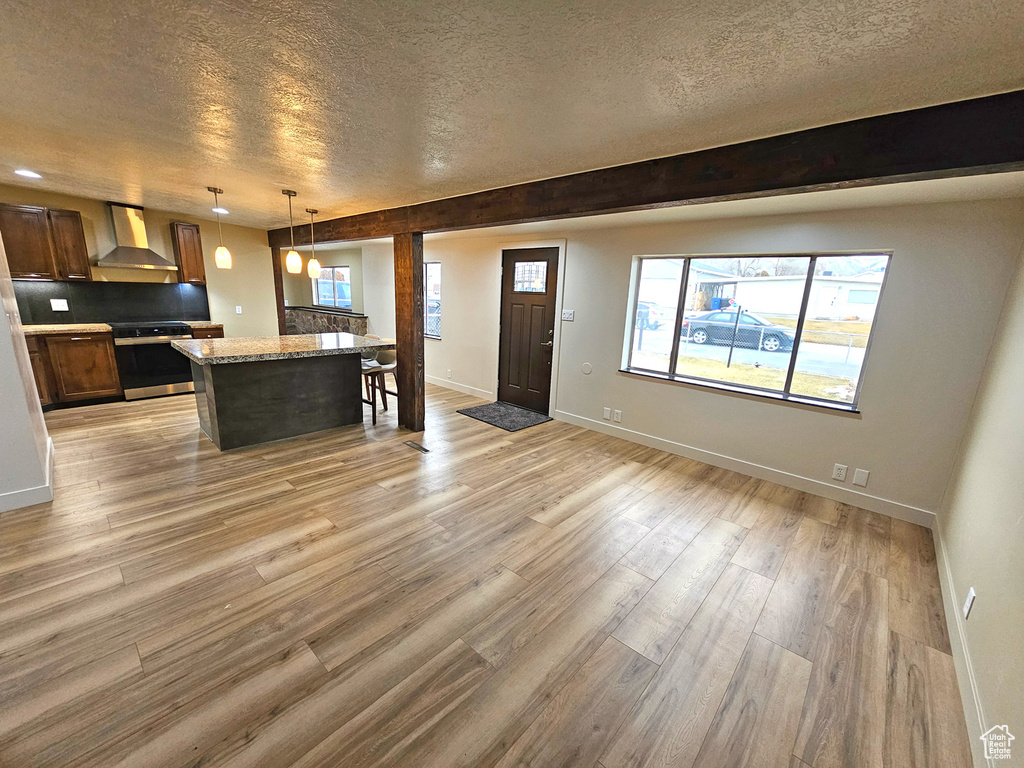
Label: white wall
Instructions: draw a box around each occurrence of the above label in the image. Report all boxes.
[361,241,397,338]
[0,236,52,512]
[360,197,1024,522]
[936,241,1024,765]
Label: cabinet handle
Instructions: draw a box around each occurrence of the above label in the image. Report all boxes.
[69,337,92,341]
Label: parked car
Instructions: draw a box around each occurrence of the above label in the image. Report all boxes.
[635,301,665,330]
[682,310,795,352]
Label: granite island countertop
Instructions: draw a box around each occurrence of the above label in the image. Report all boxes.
[172,333,394,365]
[23,323,112,336]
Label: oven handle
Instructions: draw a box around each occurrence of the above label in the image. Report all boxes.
[114,335,193,346]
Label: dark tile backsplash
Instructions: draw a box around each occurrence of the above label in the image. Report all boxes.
[14,281,210,325]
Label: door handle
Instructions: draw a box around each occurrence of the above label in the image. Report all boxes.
[540,341,553,348]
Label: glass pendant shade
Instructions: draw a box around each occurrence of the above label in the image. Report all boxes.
[285,249,302,274]
[307,257,321,279]
[208,186,232,270]
[214,245,232,270]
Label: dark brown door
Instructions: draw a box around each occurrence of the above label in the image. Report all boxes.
[0,203,57,279]
[170,221,206,285]
[498,247,558,413]
[46,333,122,401]
[48,209,92,281]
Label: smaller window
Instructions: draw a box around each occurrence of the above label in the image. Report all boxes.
[424,262,441,339]
[513,261,547,292]
[312,266,352,309]
[848,289,878,304]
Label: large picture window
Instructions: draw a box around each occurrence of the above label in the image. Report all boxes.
[625,253,890,409]
[312,266,352,309]
[424,262,441,339]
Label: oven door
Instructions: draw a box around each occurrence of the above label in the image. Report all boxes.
[114,336,195,400]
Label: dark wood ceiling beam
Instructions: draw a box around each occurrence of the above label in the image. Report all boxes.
[267,90,1024,247]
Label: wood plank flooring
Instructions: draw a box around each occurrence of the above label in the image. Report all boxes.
[0,385,971,767]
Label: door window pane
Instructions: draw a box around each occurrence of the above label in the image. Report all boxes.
[789,255,889,404]
[629,258,683,373]
[513,261,547,292]
[676,257,810,391]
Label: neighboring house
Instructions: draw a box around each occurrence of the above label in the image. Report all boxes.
[689,269,886,320]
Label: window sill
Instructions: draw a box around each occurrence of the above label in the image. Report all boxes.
[425,334,441,341]
[618,367,861,415]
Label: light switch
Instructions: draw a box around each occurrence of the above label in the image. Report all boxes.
[50,298,69,312]
[561,310,575,321]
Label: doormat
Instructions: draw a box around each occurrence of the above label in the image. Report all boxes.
[457,401,552,432]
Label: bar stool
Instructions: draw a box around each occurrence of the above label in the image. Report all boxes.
[360,339,384,425]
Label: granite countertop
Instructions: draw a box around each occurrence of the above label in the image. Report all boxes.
[186,321,224,328]
[172,333,395,365]
[23,323,112,336]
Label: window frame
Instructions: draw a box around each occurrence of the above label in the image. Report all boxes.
[623,251,892,412]
[312,266,353,310]
[424,261,442,340]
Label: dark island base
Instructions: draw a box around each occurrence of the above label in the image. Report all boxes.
[191,353,363,450]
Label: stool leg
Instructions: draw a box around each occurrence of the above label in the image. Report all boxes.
[371,373,377,425]
[379,372,388,411]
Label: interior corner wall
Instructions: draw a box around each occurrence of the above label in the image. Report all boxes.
[365,197,1024,522]
[0,183,279,337]
[0,236,52,513]
[360,241,397,338]
[935,238,1024,764]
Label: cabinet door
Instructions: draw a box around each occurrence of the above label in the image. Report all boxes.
[48,209,93,281]
[26,336,55,405]
[47,334,122,401]
[0,203,57,279]
[170,222,206,285]
[190,326,224,339]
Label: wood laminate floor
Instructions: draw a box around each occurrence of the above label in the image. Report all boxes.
[0,386,971,768]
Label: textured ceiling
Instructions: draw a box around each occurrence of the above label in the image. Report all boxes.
[0,0,1022,229]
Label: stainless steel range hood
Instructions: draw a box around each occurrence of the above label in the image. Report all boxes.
[96,203,178,271]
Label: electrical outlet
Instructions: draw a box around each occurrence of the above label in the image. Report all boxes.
[49,298,69,312]
[832,463,848,482]
[446,369,452,379]
[235,305,242,314]
[613,410,622,423]
[561,310,575,321]
[603,407,611,420]
[963,587,976,620]
[853,468,870,487]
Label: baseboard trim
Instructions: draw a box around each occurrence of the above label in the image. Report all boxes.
[934,528,991,768]
[426,375,494,400]
[0,437,55,514]
[553,409,936,528]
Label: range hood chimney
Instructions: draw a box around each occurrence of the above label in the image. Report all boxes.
[96,203,178,271]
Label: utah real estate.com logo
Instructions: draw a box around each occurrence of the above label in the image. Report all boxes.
[980,725,1014,761]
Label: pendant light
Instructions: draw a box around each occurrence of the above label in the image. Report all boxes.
[282,189,302,274]
[207,187,232,269]
[305,208,321,278]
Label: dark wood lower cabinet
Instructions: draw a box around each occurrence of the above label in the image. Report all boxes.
[26,336,56,406]
[40,333,122,402]
[190,326,224,339]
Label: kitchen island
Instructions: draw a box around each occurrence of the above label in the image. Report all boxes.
[172,333,394,450]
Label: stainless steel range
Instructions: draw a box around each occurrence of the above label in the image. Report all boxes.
[110,321,194,400]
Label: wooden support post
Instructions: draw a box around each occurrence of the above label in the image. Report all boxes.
[270,246,287,336]
[394,232,425,432]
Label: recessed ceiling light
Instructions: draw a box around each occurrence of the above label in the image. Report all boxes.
[212,207,229,215]
[15,169,41,178]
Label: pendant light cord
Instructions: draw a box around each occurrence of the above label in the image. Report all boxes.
[214,190,225,245]
[309,210,316,255]
[288,196,295,249]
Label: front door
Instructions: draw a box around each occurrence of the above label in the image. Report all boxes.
[498,247,558,413]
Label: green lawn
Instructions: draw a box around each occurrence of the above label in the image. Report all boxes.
[764,316,872,348]
[630,350,855,402]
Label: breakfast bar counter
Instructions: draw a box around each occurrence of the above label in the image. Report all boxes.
[172,333,394,450]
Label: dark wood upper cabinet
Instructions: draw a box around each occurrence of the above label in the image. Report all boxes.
[47,208,93,281]
[170,221,206,285]
[46,333,122,401]
[0,203,57,279]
